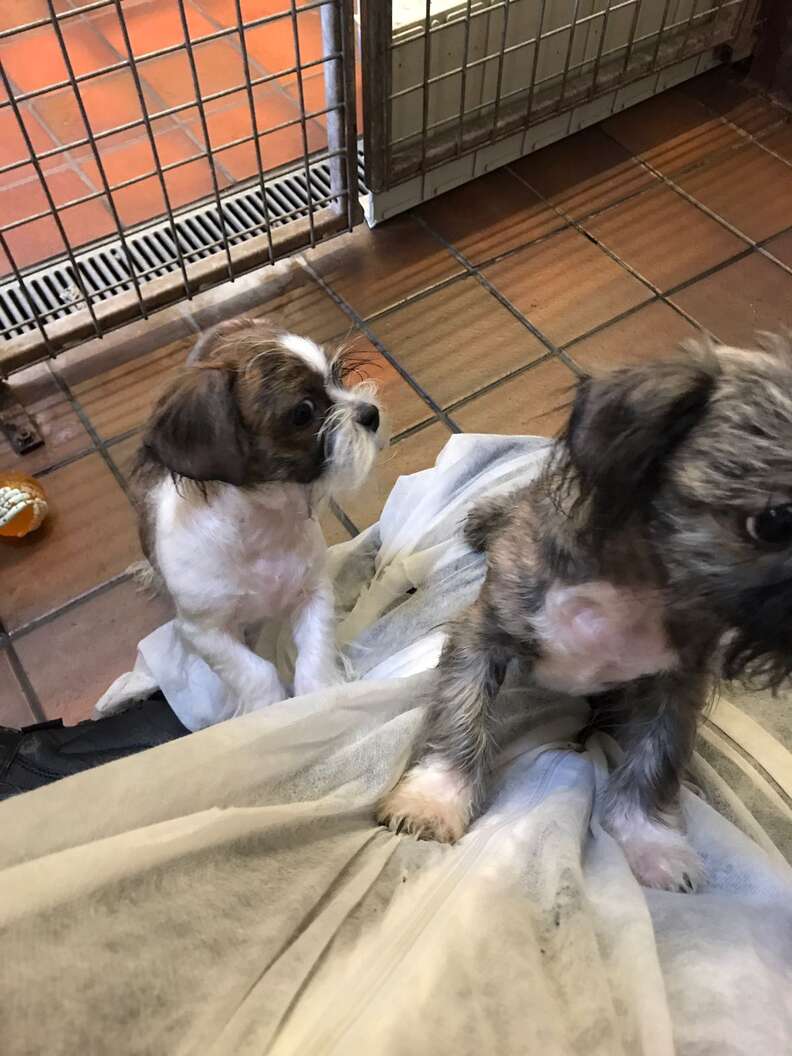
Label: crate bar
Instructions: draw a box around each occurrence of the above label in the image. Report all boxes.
[0,0,336,45]
[0,231,53,362]
[677,0,703,58]
[0,184,356,312]
[387,0,638,80]
[399,0,505,40]
[419,0,434,200]
[0,96,341,193]
[621,0,644,78]
[711,0,731,35]
[589,0,615,95]
[492,0,514,131]
[559,0,583,106]
[1,207,347,374]
[175,0,234,281]
[320,0,361,227]
[5,48,338,126]
[0,63,100,337]
[1,144,351,251]
[46,0,148,321]
[456,0,475,154]
[234,0,276,265]
[389,10,716,146]
[650,0,676,68]
[524,0,549,126]
[289,0,318,246]
[360,0,392,193]
[113,0,191,297]
[382,0,746,173]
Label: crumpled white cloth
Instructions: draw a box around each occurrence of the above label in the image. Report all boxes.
[1,432,781,1056]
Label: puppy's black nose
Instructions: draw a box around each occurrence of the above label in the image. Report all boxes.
[357,403,380,432]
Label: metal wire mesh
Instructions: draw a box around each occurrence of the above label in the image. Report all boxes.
[363,0,757,193]
[0,0,359,368]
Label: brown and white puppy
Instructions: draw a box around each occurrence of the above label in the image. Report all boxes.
[133,316,384,715]
[379,335,792,891]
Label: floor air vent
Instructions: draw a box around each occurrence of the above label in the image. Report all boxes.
[1,146,368,342]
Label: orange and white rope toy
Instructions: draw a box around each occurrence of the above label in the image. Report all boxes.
[0,473,48,538]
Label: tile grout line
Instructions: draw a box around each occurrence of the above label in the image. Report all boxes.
[560,294,670,351]
[410,212,585,378]
[4,641,47,723]
[328,498,359,538]
[8,570,135,643]
[4,60,114,229]
[105,423,146,450]
[443,350,564,413]
[299,256,464,433]
[352,269,482,329]
[503,165,712,340]
[13,441,97,480]
[347,122,792,336]
[14,228,792,492]
[320,118,792,340]
[45,362,137,502]
[389,413,454,444]
[7,83,788,668]
[357,170,696,331]
[597,124,792,282]
[8,414,151,485]
[0,613,47,723]
[679,76,792,172]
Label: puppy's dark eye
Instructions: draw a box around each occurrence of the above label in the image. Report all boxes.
[291,399,316,428]
[745,504,792,546]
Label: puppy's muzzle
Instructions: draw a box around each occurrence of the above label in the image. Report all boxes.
[356,403,380,433]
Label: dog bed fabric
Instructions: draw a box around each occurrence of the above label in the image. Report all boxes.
[1,434,790,1055]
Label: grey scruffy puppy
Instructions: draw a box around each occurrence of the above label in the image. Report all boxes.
[378,335,792,891]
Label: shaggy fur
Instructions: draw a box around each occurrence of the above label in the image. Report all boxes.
[132,317,384,714]
[379,335,792,891]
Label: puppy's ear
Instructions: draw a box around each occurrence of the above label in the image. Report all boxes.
[187,317,257,365]
[187,316,282,365]
[562,359,717,534]
[143,367,250,485]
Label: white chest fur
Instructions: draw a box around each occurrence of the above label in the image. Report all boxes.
[531,580,677,695]
[152,478,326,626]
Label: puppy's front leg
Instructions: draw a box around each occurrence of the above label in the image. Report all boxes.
[292,577,343,696]
[377,601,507,843]
[177,617,286,712]
[600,671,705,892]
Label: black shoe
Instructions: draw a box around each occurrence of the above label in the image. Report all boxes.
[0,693,189,802]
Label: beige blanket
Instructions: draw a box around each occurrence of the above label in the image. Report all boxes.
[2,435,790,1056]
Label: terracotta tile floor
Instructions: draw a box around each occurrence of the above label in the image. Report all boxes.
[2,66,792,726]
[0,0,330,274]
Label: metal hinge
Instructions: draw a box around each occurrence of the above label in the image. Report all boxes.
[0,382,44,454]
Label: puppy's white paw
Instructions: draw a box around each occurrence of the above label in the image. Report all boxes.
[293,664,345,697]
[605,813,704,892]
[239,668,288,712]
[377,755,473,844]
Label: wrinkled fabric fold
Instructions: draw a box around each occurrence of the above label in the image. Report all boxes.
[2,434,790,1056]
